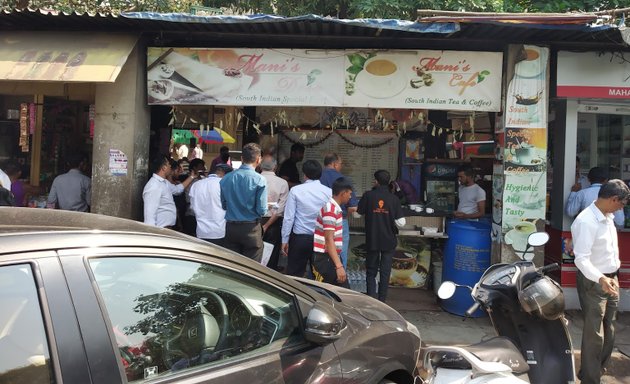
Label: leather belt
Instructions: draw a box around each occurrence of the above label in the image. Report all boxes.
[603,270,619,278]
[228,219,259,224]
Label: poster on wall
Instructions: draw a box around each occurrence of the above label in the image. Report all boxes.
[504,45,549,128]
[503,127,547,172]
[346,234,432,291]
[147,48,503,111]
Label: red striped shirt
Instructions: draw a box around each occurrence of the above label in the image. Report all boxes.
[313,198,343,254]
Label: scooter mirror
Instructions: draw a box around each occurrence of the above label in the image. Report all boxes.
[527,232,550,247]
[438,281,457,299]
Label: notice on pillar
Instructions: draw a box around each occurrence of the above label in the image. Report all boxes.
[109,149,128,176]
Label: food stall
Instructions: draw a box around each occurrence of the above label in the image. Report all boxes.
[148,47,503,294]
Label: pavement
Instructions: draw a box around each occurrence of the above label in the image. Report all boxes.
[386,287,630,384]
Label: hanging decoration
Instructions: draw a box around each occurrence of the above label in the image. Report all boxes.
[19,103,29,153]
[89,104,96,139]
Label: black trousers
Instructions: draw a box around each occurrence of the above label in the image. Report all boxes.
[312,252,350,288]
[261,217,283,270]
[224,221,263,262]
[286,233,314,277]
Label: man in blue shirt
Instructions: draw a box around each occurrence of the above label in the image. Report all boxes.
[281,160,331,277]
[220,143,268,261]
[319,153,358,269]
[566,166,624,228]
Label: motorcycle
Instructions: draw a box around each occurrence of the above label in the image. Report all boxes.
[420,232,576,383]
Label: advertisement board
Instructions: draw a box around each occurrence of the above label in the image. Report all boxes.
[147,48,503,111]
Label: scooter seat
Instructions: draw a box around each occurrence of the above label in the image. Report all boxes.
[429,336,529,374]
[464,336,529,374]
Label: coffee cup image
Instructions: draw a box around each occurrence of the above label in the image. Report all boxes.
[355,56,406,98]
[505,221,536,252]
[391,250,418,280]
[515,47,544,78]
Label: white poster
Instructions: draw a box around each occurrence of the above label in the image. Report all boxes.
[109,149,128,176]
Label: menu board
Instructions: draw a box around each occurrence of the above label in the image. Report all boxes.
[279,131,399,196]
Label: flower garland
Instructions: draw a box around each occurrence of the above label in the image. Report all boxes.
[278,130,334,148]
[336,131,394,148]
[280,130,394,149]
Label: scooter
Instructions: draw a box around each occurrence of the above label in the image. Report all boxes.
[420,232,576,384]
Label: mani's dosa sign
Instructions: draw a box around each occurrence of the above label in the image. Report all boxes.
[147,48,503,111]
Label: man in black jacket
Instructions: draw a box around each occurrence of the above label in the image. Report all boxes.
[357,170,406,302]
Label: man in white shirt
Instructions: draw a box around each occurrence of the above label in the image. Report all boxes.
[281,160,331,277]
[189,139,203,161]
[0,166,11,191]
[260,155,289,270]
[454,165,486,220]
[571,179,628,384]
[176,143,189,160]
[143,155,196,228]
[189,164,232,245]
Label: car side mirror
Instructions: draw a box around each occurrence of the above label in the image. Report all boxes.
[304,301,345,345]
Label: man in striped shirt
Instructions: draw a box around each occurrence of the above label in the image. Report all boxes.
[312,177,353,287]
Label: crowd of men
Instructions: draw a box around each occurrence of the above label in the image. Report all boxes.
[142,142,406,301]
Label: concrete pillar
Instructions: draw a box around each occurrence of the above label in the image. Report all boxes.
[92,41,150,220]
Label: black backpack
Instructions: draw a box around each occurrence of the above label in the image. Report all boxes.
[0,187,15,206]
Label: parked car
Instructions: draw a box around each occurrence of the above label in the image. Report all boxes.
[0,208,421,384]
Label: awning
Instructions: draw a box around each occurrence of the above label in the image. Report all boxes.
[0,32,137,82]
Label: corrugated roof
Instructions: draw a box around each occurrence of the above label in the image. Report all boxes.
[0,9,627,49]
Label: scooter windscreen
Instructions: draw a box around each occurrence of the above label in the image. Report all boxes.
[479,264,519,287]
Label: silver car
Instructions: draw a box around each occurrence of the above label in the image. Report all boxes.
[0,208,421,383]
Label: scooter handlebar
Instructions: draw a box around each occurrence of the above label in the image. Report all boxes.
[465,301,481,317]
[539,263,559,274]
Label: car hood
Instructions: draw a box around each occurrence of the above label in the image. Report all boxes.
[292,277,406,322]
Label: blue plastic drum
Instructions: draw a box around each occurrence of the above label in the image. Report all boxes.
[441,220,491,317]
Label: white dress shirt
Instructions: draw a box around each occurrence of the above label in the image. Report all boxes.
[142,174,184,227]
[261,171,289,217]
[0,168,11,191]
[571,202,621,283]
[189,174,226,239]
[281,179,331,244]
[176,144,188,159]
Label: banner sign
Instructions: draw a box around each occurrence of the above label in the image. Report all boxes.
[147,48,502,111]
[557,51,630,99]
[504,46,549,129]
[500,45,549,264]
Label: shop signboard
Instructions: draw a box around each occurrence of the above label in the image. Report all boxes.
[344,50,502,111]
[0,32,137,82]
[557,51,630,98]
[147,48,503,111]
